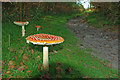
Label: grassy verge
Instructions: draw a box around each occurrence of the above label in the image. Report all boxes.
[2,14,118,78]
[76,10,119,34]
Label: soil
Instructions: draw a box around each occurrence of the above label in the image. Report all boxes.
[66,17,118,69]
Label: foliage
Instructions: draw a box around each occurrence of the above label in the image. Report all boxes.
[2,2,119,78]
[2,14,118,78]
[2,2,79,23]
[90,2,120,25]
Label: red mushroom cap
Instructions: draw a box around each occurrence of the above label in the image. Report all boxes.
[35,26,41,28]
[14,21,29,26]
[26,34,64,45]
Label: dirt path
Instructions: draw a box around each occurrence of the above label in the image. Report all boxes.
[66,17,118,69]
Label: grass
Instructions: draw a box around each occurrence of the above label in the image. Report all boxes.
[75,10,118,34]
[2,14,118,78]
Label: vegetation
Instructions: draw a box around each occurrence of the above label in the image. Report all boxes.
[2,2,119,79]
[76,2,119,33]
[2,14,118,78]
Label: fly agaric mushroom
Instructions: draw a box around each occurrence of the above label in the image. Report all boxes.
[26,34,64,69]
[14,21,29,37]
[35,26,41,31]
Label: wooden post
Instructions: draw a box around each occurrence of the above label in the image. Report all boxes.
[43,46,48,69]
[22,26,25,37]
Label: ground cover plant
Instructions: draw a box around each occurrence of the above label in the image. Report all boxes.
[2,14,118,79]
[2,2,119,79]
[76,2,119,34]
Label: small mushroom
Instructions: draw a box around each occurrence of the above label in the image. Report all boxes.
[35,26,41,31]
[26,34,64,69]
[14,21,29,37]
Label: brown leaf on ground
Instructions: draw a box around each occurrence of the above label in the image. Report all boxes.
[56,66,60,70]
[7,75,13,80]
[53,50,57,53]
[22,54,28,60]
[16,76,19,78]
[106,64,112,68]
[27,54,30,57]
[17,65,25,72]
[42,73,50,79]
[37,63,41,70]
[14,56,17,61]
[37,55,40,59]
[27,47,29,51]
[113,74,118,77]
[31,49,34,55]
[99,60,104,63]
[9,48,13,52]
[26,70,31,73]
[6,71,10,74]
[25,66,28,69]
[66,49,71,52]
[56,74,61,78]
[84,63,87,67]
[20,61,24,66]
[62,54,64,56]
[67,54,70,58]
[8,60,15,70]
[83,76,91,78]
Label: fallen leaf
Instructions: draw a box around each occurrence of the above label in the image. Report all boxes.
[17,65,25,72]
[9,48,13,52]
[0,61,2,63]
[56,62,61,66]
[99,60,104,63]
[113,74,118,77]
[16,76,19,78]
[106,64,112,68]
[8,60,15,70]
[23,54,28,60]
[83,76,90,78]
[62,54,64,56]
[27,47,29,51]
[37,63,41,70]
[31,49,34,54]
[7,75,13,80]
[27,54,30,57]
[37,55,40,59]
[6,71,10,74]
[66,49,71,52]
[25,66,28,69]
[42,73,50,79]
[53,50,57,53]
[67,54,70,58]
[14,56,17,61]
[83,63,87,67]
[26,70,31,73]
[56,66,60,70]
[20,61,24,66]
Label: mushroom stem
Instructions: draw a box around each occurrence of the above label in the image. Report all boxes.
[22,26,25,37]
[37,27,39,31]
[43,46,49,69]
